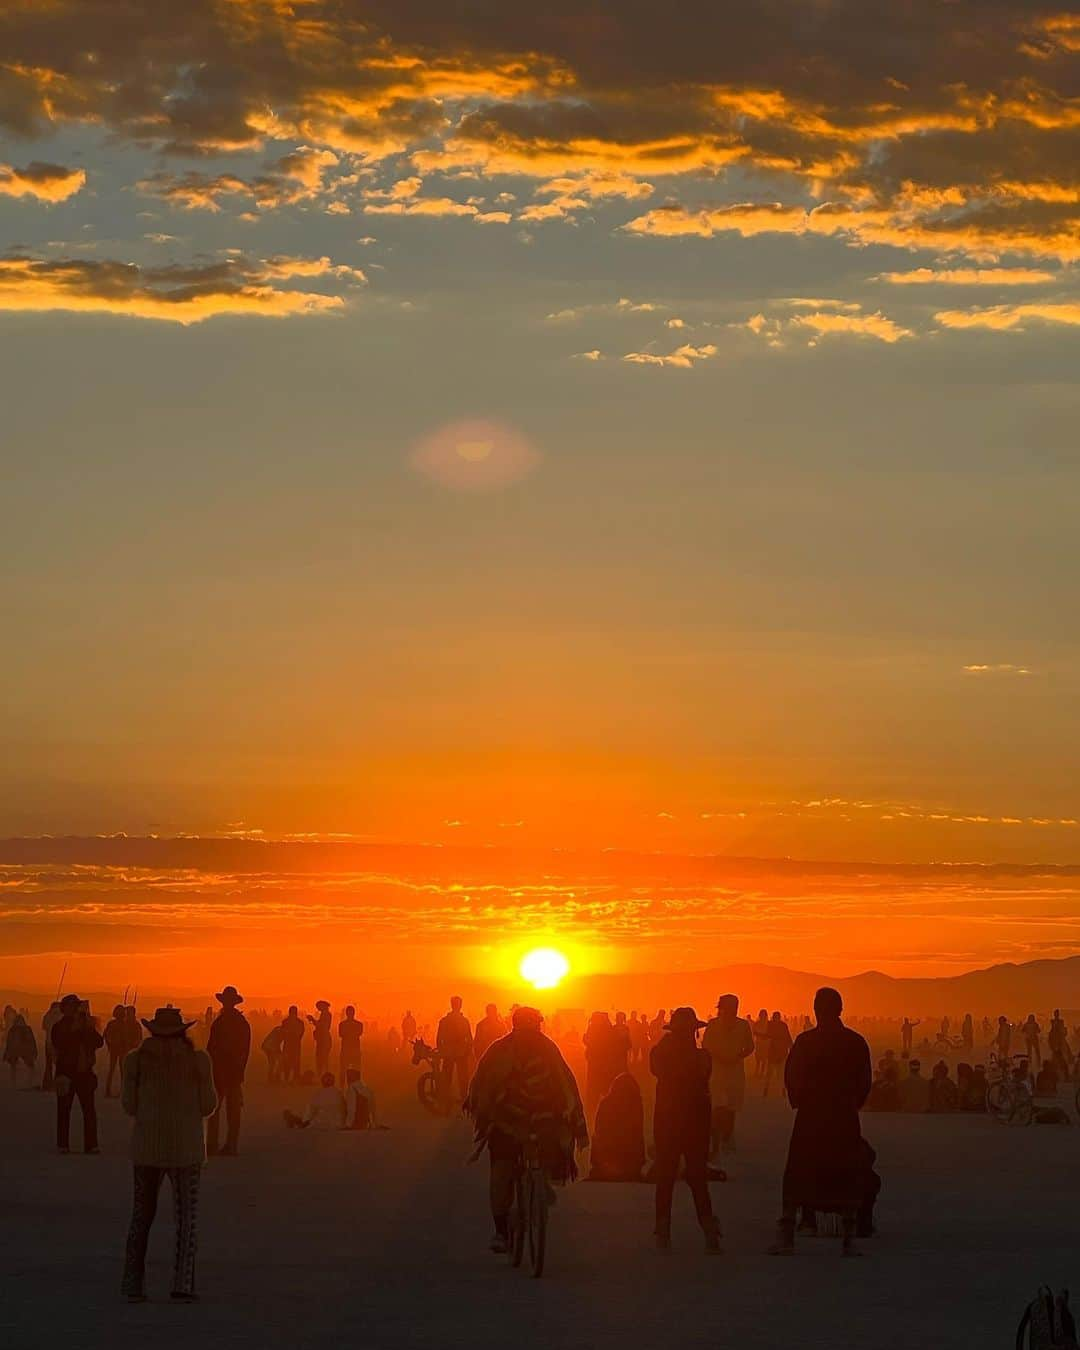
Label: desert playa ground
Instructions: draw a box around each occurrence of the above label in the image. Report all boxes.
[3,1071,1078,1350]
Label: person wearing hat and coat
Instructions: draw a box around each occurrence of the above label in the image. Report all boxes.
[121,1006,216,1301]
[308,1000,333,1079]
[51,993,104,1154]
[701,993,755,1155]
[649,1007,721,1254]
[206,986,251,1157]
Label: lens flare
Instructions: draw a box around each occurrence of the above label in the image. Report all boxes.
[410,418,539,492]
[520,947,570,990]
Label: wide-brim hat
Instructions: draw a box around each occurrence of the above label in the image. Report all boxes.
[315,1000,331,1011]
[216,985,244,1005]
[59,993,81,1011]
[142,1007,197,1037]
[665,1007,707,1032]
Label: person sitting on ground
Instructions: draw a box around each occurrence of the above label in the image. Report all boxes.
[1035,1060,1060,1096]
[928,1060,958,1112]
[967,1064,989,1112]
[284,1072,347,1130]
[588,1073,646,1181]
[865,1063,900,1112]
[344,1068,377,1129]
[4,1013,37,1087]
[896,1058,931,1113]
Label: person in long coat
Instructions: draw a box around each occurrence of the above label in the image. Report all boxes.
[770,986,872,1257]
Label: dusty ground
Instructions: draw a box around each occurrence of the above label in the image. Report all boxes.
[2,1065,1077,1350]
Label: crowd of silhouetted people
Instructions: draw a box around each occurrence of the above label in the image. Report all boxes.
[5,988,1080,1296]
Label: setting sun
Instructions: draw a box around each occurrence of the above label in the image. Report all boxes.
[520,947,571,990]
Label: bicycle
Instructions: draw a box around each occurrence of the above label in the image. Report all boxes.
[410,1038,452,1117]
[508,1132,550,1278]
[986,1052,1034,1126]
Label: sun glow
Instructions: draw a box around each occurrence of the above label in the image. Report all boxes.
[519,947,570,990]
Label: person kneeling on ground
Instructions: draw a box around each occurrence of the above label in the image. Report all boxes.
[588,1073,646,1181]
[284,1072,346,1130]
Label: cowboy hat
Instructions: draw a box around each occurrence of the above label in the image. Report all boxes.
[665,1007,707,1032]
[141,1007,197,1036]
[215,985,244,1005]
[315,999,330,1011]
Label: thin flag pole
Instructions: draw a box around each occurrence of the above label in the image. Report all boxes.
[55,962,67,1001]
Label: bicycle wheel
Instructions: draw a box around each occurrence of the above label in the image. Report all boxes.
[527,1169,549,1278]
[986,1080,1012,1122]
[510,1172,527,1268]
[1010,1089,1035,1127]
[417,1072,441,1116]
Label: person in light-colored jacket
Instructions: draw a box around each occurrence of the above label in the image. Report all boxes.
[120,1007,216,1303]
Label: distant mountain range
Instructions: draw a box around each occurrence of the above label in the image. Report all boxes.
[5,954,1080,1021]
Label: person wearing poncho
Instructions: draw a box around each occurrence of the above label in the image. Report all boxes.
[464,1006,588,1254]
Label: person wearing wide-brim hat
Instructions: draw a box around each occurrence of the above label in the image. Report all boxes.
[206,986,251,1158]
[121,1007,216,1303]
[702,994,756,1156]
[649,1007,721,1254]
[307,1001,333,1079]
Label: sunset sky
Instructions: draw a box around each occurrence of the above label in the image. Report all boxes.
[1,3,1078,992]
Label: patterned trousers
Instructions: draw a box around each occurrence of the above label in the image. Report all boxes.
[121,1164,201,1297]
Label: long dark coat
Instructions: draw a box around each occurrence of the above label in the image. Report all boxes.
[781,1021,872,1212]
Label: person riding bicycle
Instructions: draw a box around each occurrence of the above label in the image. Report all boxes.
[464,1005,588,1254]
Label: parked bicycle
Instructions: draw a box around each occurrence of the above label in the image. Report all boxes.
[986,1052,1034,1125]
[411,1038,452,1116]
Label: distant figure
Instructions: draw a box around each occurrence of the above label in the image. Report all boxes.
[338,1006,364,1080]
[1023,1015,1042,1070]
[280,1006,305,1083]
[52,994,103,1154]
[769,987,872,1258]
[583,1012,620,1123]
[472,1003,506,1063]
[650,1008,721,1253]
[285,1072,346,1130]
[104,1005,128,1097]
[649,1010,667,1047]
[628,1012,650,1066]
[206,985,250,1156]
[900,1017,919,1057]
[4,1013,37,1086]
[345,1068,377,1129]
[897,1059,931,1113]
[464,1005,587,1255]
[995,1016,1012,1059]
[764,1012,793,1098]
[611,1012,633,1078]
[261,1020,285,1084]
[588,1073,646,1181]
[865,1061,900,1112]
[307,1001,333,1078]
[939,1015,951,1041]
[41,1001,62,1090]
[401,1010,417,1045]
[701,994,755,1155]
[961,1013,974,1052]
[437,996,473,1103]
[1049,1009,1072,1073]
[928,1061,958,1112]
[752,1010,770,1078]
[120,1007,216,1303]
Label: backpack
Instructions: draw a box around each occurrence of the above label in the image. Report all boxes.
[1017,1288,1078,1350]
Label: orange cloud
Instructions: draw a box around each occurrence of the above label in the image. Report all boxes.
[935,302,1080,331]
[878,267,1057,285]
[0,161,85,202]
[0,255,347,323]
[623,343,717,369]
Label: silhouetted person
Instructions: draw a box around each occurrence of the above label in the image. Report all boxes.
[770,987,871,1258]
[338,1005,364,1080]
[900,1017,919,1057]
[401,1010,417,1044]
[588,1073,646,1181]
[41,1000,62,1090]
[308,1001,332,1078]
[464,1005,587,1254]
[345,1067,377,1129]
[121,1007,216,1302]
[4,1013,37,1086]
[262,1020,285,1083]
[764,1012,793,1097]
[1049,1009,1072,1073]
[280,1006,305,1083]
[702,994,755,1155]
[962,1012,974,1052]
[583,1011,620,1123]
[1023,1014,1042,1069]
[1035,1059,1060,1096]
[752,1009,770,1078]
[206,985,250,1156]
[436,996,473,1103]
[995,1016,1012,1058]
[473,1003,506,1063]
[52,994,103,1154]
[928,1060,958,1112]
[897,1058,931,1112]
[968,1063,989,1111]
[650,1008,721,1254]
[611,1012,633,1077]
[284,1072,346,1129]
[104,1005,128,1097]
